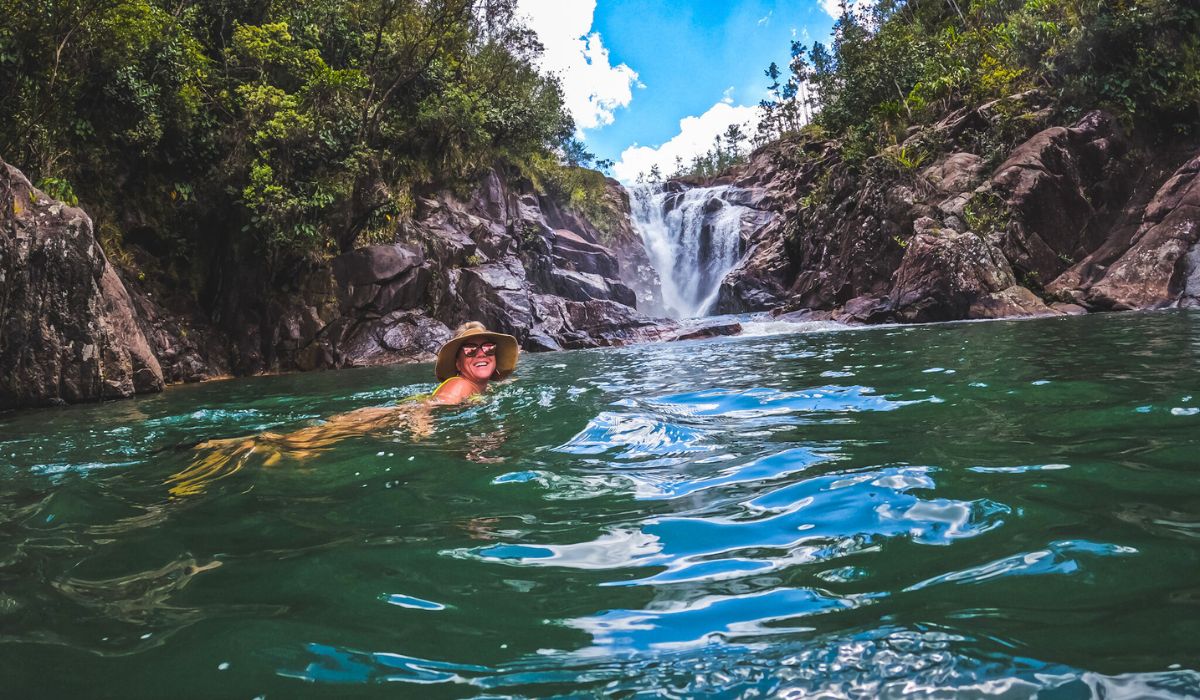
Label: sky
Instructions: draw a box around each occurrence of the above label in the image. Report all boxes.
[514,0,840,183]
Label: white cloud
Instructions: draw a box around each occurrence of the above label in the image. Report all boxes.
[757,11,773,26]
[516,0,640,131]
[612,100,762,183]
[819,0,878,20]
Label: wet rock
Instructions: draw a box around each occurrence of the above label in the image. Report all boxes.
[0,158,164,408]
[551,269,637,307]
[834,295,893,324]
[772,308,835,323]
[715,236,790,313]
[669,321,742,342]
[527,293,674,349]
[1050,302,1089,315]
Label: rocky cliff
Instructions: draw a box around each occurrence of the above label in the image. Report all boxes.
[0,160,675,408]
[714,99,1200,323]
[0,160,164,409]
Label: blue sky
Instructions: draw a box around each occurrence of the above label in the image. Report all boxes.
[516,0,839,182]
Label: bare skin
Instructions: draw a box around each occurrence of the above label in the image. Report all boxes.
[166,342,503,497]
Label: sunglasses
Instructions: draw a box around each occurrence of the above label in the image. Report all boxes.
[460,342,497,358]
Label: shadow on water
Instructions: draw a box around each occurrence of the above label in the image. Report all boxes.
[2,311,1200,697]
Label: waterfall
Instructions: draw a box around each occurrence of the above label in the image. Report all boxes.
[628,183,751,318]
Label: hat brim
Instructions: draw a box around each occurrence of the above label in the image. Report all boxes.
[435,329,519,381]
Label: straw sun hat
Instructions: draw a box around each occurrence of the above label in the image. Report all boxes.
[434,321,519,381]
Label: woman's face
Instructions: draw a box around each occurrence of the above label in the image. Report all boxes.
[455,341,497,383]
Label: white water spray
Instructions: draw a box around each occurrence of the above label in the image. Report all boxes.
[628,184,752,318]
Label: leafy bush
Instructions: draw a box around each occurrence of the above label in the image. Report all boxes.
[761,0,1200,163]
[0,0,578,274]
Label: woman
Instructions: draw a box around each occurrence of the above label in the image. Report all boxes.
[167,322,519,496]
[431,322,520,405]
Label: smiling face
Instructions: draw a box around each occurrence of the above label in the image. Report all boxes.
[455,341,497,384]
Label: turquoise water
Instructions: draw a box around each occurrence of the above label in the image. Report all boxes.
[2,311,1200,698]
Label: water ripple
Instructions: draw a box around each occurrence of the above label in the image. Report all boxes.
[906,540,1138,591]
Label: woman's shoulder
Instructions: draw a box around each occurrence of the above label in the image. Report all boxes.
[431,376,480,404]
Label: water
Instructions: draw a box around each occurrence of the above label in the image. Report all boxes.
[629,184,754,318]
[2,310,1200,698]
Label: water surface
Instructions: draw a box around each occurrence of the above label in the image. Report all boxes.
[3,311,1200,698]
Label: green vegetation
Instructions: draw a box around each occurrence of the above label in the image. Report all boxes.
[0,0,587,283]
[633,123,752,183]
[759,0,1200,165]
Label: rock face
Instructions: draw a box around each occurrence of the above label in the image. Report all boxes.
[0,158,164,408]
[0,160,673,409]
[889,220,1054,322]
[1053,153,1200,309]
[256,171,676,372]
[714,102,1200,323]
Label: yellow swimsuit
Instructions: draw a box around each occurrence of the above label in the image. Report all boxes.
[407,377,482,404]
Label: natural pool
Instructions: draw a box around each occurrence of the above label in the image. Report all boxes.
[2,310,1199,698]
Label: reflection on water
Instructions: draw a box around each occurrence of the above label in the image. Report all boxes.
[2,310,1200,697]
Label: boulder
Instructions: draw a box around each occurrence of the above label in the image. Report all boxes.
[669,321,743,342]
[331,243,425,312]
[338,311,452,367]
[443,262,535,340]
[0,158,164,408]
[889,228,1056,322]
[1084,152,1200,309]
[834,295,892,324]
[714,236,790,313]
[972,111,1132,284]
[331,243,424,287]
[921,153,985,195]
[526,294,675,349]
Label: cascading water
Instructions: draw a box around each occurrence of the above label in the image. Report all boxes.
[628,183,752,318]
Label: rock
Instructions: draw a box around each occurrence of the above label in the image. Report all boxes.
[332,243,424,287]
[714,236,790,313]
[445,262,534,339]
[968,285,1056,319]
[972,111,1133,284]
[669,321,742,342]
[834,295,892,324]
[339,311,452,367]
[772,308,835,323]
[889,228,1055,322]
[561,299,674,347]
[525,293,675,349]
[1050,302,1088,315]
[0,158,164,408]
[371,265,434,314]
[921,153,985,195]
[551,229,621,280]
[1084,152,1200,309]
[551,269,637,307]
